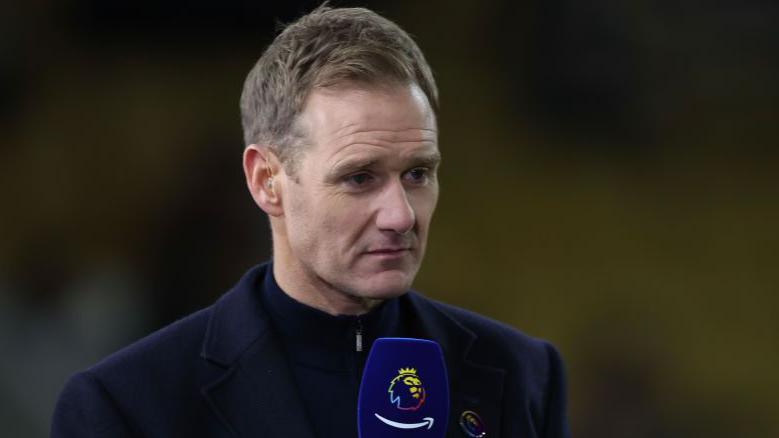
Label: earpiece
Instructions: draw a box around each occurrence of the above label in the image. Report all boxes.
[264,157,275,192]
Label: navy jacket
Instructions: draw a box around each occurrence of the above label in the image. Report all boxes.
[51,264,569,437]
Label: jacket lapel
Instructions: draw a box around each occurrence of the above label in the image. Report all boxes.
[406,293,506,438]
[448,364,505,438]
[199,265,316,438]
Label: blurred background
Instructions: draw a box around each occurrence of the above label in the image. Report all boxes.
[1,0,777,436]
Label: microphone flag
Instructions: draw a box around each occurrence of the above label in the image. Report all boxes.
[357,338,449,438]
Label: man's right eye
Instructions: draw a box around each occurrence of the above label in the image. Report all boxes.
[345,173,374,187]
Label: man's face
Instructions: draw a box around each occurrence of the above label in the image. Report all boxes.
[279,83,439,304]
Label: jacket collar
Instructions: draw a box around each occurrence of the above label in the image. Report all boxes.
[200,264,269,366]
[200,264,317,437]
[199,264,505,437]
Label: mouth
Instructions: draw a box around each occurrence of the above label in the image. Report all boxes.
[364,247,412,257]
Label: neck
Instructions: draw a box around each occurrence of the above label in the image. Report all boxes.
[271,233,381,316]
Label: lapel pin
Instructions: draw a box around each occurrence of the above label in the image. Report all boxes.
[459,410,486,437]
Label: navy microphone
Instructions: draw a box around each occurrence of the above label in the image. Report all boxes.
[357,338,449,438]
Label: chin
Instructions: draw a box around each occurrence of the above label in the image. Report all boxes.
[355,269,416,299]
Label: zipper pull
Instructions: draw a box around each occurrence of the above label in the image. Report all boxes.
[355,318,364,352]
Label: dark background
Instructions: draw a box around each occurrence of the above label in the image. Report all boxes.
[1,0,777,436]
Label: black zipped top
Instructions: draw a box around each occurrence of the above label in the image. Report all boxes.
[260,264,402,438]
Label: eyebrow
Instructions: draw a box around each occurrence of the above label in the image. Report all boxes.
[329,151,442,178]
[412,151,442,168]
[329,158,380,177]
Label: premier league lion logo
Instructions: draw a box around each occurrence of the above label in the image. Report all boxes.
[388,367,426,411]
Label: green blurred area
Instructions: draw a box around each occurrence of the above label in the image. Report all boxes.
[1,1,777,437]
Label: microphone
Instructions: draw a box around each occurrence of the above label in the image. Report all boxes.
[358,338,449,438]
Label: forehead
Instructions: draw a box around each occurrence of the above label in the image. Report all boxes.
[297,83,438,162]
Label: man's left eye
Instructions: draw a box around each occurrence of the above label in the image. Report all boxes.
[404,167,429,183]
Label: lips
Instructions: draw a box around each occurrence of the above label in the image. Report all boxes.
[363,237,416,257]
[365,247,411,255]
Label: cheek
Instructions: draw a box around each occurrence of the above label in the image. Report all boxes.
[287,190,367,250]
[327,198,375,243]
[285,188,319,249]
[410,189,439,227]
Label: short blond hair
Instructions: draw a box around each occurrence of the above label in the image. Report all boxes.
[240,5,438,173]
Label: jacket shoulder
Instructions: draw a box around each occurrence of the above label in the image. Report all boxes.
[81,307,216,415]
[52,306,217,436]
[89,306,213,380]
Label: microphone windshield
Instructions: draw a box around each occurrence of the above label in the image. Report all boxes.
[357,338,449,438]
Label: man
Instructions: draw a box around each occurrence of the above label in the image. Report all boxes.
[52,6,569,438]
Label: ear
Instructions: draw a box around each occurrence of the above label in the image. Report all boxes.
[243,144,284,217]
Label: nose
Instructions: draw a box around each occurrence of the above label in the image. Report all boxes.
[375,180,415,234]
